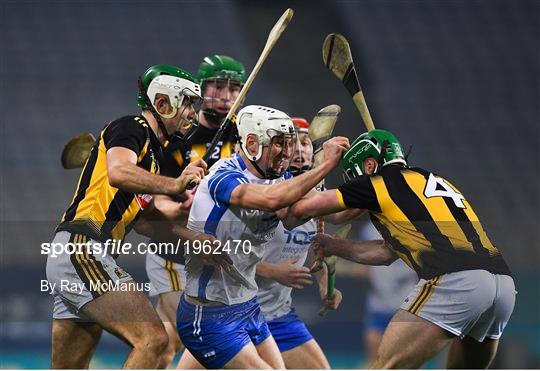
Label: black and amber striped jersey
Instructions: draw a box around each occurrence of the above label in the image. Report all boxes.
[336,165,512,280]
[161,123,237,178]
[57,115,161,243]
[151,123,237,264]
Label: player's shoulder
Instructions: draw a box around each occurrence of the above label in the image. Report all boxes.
[208,155,248,185]
[213,153,246,174]
[104,115,147,134]
[377,164,431,179]
[403,166,446,180]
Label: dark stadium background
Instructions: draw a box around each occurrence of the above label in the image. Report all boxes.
[1,0,538,368]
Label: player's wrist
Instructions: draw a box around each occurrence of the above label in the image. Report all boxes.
[175,177,187,194]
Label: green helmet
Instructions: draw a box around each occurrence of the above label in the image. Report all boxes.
[342,129,407,178]
[197,55,246,87]
[137,64,201,110]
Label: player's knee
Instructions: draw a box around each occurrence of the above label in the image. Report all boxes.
[159,337,183,367]
[371,350,411,369]
[133,324,169,355]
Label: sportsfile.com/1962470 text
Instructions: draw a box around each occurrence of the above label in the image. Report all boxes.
[41,239,252,258]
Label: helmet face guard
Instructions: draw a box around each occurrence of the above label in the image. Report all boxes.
[260,129,297,179]
[200,78,243,127]
[289,130,313,177]
[170,92,203,143]
[198,55,246,127]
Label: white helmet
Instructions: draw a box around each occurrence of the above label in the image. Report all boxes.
[146,75,202,119]
[237,105,296,161]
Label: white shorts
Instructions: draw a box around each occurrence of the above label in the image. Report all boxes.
[145,253,186,296]
[401,269,516,341]
[46,231,133,319]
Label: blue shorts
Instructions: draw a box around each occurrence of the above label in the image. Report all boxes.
[366,311,394,332]
[177,295,271,369]
[266,309,313,352]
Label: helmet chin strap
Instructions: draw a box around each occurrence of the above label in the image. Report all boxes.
[249,158,268,179]
[245,146,283,180]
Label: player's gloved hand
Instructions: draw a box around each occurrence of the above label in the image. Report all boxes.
[271,258,313,289]
[310,233,336,272]
[322,136,350,168]
[177,159,208,192]
[321,288,343,310]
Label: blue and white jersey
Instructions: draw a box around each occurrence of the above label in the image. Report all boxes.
[256,219,317,321]
[186,153,292,305]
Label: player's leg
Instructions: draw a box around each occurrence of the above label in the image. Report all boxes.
[223,342,274,369]
[281,339,330,369]
[364,312,394,363]
[267,310,328,369]
[446,336,499,368]
[176,348,205,369]
[145,253,187,368]
[155,291,183,368]
[370,309,455,369]
[446,273,516,369]
[81,286,168,368]
[46,232,104,369]
[255,335,286,369]
[51,319,102,368]
[365,328,384,363]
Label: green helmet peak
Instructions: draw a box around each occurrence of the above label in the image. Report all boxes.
[342,129,407,178]
[197,55,246,86]
[137,64,200,110]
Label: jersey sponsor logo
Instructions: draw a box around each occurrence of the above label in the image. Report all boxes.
[283,229,315,245]
[281,245,307,257]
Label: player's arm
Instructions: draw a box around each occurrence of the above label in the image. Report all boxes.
[133,199,198,242]
[290,175,380,220]
[279,190,364,229]
[288,189,349,220]
[134,200,233,270]
[103,118,206,195]
[323,208,365,224]
[229,136,349,211]
[148,192,194,222]
[107,147,206,195]
[312,234,397,266]
[256,259,313,289]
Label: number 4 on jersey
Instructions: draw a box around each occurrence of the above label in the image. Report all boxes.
[424,173,466,208]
